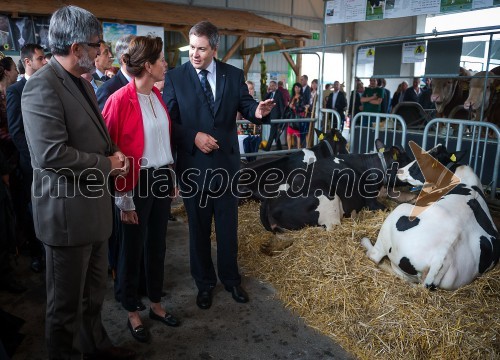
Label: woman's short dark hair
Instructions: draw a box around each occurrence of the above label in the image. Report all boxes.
[123,36,163,77]
[0,57,15,81]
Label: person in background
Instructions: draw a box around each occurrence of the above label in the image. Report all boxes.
[322,83,332,108]
[93,41,114,82]
[81,72,101,92]
[263,80,284,151]
[0,55,25,294]
[16,60,25,81]
[360,77,384,126]
[378,78,391,113]
[44,52,52,61]
[277,80,290,107]
[21,6,133,359]
[287,82,305,149]
[348,79,364,119]
[403,77,421,102]
[163,20,274,310]
[326,80,347,131]
[419,77,433,110]
[390,81,405,111]
[6,44,47,273]
[103,35,179,344]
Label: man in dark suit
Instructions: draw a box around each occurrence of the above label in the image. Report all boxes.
[21,6,133,359]
[326,81,348,131]
[264,80,285,151]
[96,34,135,111]
[6,43,47,273]
[163,21,274,310]
[92,41,113,83]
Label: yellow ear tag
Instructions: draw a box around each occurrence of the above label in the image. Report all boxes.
[318,134,324,141]
[379,147,385,153]
[450,154,456,162]
[432,161,437,168]
[393,153,398,160]
[333,135,338,141]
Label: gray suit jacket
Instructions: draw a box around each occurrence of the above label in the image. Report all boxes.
[21,58,117,246]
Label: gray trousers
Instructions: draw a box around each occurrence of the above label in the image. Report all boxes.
[44,240,112,359]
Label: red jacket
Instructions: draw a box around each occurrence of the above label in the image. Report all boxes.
[103,81,172,192]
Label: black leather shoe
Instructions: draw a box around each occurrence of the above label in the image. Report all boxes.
[196,290,213,309]
[84,346,136,360]
[225,285,249,303]
[149,309,180,327]
[127,319,150,343]
[136,299,146,311]
[30,257,43,273]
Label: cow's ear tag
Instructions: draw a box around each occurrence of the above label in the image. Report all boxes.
[319,134,324,141]
[450,154,457,162]
[393,153,398,160]
[496,85,500,93]
[333,134,338,141]
[378,147,385,153]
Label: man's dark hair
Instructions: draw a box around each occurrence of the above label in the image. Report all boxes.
[189,21,220,50]
[20,43,44,63]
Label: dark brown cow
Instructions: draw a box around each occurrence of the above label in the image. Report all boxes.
[464,66,500,129]
[431,67,471,119]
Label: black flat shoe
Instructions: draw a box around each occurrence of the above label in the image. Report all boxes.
[224,285,249,303]
[196,290,213,310]
[127,319,150,343]
[149,309,180,327]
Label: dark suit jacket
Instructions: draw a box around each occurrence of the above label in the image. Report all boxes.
[96,69,129,111]
[265,90,284,121]
[302,85,311,108]
[6,77,30,172]
[326,90,347,120]
[163,59,262,190]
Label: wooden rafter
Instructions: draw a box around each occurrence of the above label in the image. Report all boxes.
[222,35,246,63]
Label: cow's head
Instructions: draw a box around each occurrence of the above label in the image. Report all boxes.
[314,128,349,157]
[397,144,466,186]
[431,67,471,114]
[464,71,495,112]
[375,139,411,185]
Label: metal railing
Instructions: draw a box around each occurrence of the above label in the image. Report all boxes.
[349,112,407,154]
[319,108,342,132]
[422,118,500,199]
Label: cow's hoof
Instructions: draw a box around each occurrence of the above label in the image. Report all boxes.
[425,283,437,291]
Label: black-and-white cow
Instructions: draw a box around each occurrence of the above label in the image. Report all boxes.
[362,144,499,290]
[368,0,385,14]
[260,140,411,232]
[239,129,348,201]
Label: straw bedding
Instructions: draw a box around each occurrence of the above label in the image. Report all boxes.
[235,201,500,360]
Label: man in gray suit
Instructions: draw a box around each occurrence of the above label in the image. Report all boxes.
[21,6,133,360]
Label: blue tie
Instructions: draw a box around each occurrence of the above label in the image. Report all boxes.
[200,69,215,115]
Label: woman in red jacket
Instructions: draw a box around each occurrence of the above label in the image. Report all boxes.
[103,36,178,343]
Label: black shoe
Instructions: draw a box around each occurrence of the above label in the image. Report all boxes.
[196,290,213,310]
[127,319,150,343]
[30,257,43,273]
[149,309,180,327]
[136,299,146,311]
[224,285,249,303]
[168,214,177,221]
[0,278,27,294]
[83,346,136,360]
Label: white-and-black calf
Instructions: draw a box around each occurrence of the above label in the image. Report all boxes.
[260,140,410,232]
[362,144,499,290]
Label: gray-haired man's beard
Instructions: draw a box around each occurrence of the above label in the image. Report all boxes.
[78,51,96,73]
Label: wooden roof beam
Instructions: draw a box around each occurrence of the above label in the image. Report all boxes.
[273,37,299,75]
[221,35,246,63]
[240,40,299,56]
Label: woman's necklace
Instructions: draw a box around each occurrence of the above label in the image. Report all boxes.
[148,93,157,118]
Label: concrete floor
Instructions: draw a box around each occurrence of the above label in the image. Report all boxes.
[1,216,354,360]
